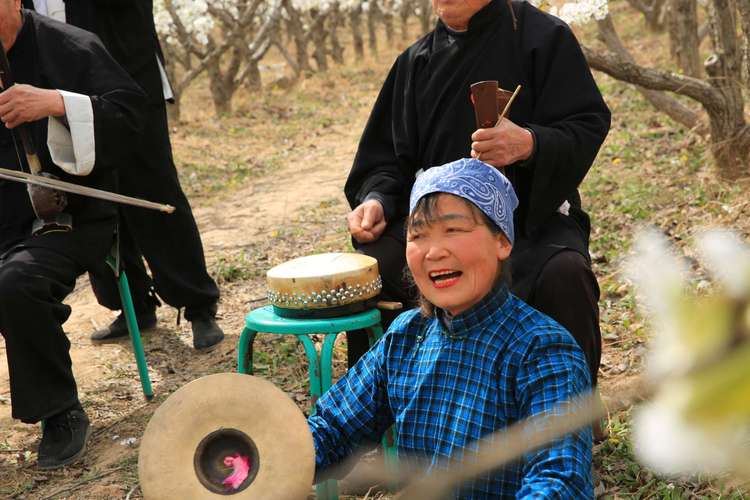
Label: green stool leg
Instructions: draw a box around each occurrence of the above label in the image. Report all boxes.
[367,324,384,342]
[301,334,338,500]
[297,335,323,405]
[320,333,338,393]
[118,270,153,400]
[237,327,257,374]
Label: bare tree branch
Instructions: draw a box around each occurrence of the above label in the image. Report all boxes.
[596,14,705,132]
[582,45,723,111]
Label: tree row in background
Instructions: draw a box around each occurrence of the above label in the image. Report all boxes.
[154,0,434,120]
[157,0,750,180]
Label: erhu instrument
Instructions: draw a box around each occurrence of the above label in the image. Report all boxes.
[469,81,522,175]
[0,40,72,234]
[0,41,174,223]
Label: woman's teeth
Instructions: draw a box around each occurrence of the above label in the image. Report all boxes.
[429,270,462,282]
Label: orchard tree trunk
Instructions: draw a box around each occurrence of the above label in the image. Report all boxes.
[368,0,379,55]
[283,0,313,75]
[668,0,702,77]
[244,60,262,91]
[419,0,432,34]
[311,9,329,71]
[383,0,395,42]
[350,5,365,58]
[205,41,243,116]
[704,1,748,178]
[400,0,411,40]
[626,0,667,31]
[737,0,750,85]
[329,3,345,64]
[206,69,235,115]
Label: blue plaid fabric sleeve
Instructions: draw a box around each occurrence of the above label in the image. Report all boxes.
[308,337,393,472]
[515,328,593,498]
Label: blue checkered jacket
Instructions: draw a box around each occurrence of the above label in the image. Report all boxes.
[308,285,593,499]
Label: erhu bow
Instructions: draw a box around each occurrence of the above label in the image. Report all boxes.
[0,41,174,232]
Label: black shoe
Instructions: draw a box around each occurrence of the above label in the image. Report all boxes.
[191,316,224,351]
[37,405,91,470]
[91,310,157,343]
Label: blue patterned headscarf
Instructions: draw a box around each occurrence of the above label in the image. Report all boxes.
[409,158,519,243]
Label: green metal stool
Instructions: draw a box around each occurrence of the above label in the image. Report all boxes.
[105,242,153,400]
[237,305,398,500]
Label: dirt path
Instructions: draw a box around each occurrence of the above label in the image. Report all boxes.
[193,123,353,254]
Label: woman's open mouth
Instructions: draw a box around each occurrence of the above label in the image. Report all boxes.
[429,269,462,288]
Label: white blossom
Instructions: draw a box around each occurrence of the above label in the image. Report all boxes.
[154,0,213,46]
[548,0,608,25]
[629,229,750,476]
[695,230,750,299]
[625,229,691,377]
[633,395,742,476]
[292,0,335,12]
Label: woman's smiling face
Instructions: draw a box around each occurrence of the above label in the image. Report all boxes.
[406,194,511,316]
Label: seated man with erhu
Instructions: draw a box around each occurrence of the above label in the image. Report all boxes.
[310,158,593,497]
[0,0,144,469]
[344,0,610,412]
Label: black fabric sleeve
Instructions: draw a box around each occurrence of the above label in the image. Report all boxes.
[344,57,415,219]
[519,17,610,235]
[40,24,146,173]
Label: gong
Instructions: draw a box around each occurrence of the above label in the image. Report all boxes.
[138,373,314,499]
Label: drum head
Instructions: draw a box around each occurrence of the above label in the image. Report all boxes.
[138,373,314,500]
[266,253,381,315]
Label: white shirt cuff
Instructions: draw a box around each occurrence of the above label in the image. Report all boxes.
[47,90,96,176]
[156,55,174,101]
[558,200,570,216]
[32,0,66,21]
[47,0,66,22]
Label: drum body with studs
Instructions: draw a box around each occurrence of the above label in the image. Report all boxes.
[266,252,382,318]
[138,373,314,500]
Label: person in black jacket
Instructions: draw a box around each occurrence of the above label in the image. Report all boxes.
[344,0,610,391]
[25,0,225,350]
[0,1,145,468]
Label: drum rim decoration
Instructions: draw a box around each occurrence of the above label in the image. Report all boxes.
[266,252,382,313]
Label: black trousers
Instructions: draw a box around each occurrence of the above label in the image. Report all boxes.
[0,247,82,423]
[350,219,602,385]
[88,102,219,321]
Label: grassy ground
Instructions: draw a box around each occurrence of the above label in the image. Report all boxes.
[2,8,750,500]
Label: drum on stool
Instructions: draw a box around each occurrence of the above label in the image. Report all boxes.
[138,373,314,500]
[266,253,382,318]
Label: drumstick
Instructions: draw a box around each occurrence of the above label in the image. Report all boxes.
[376,300,403,311]
[497,84,522,124]
[475,84,522,171]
